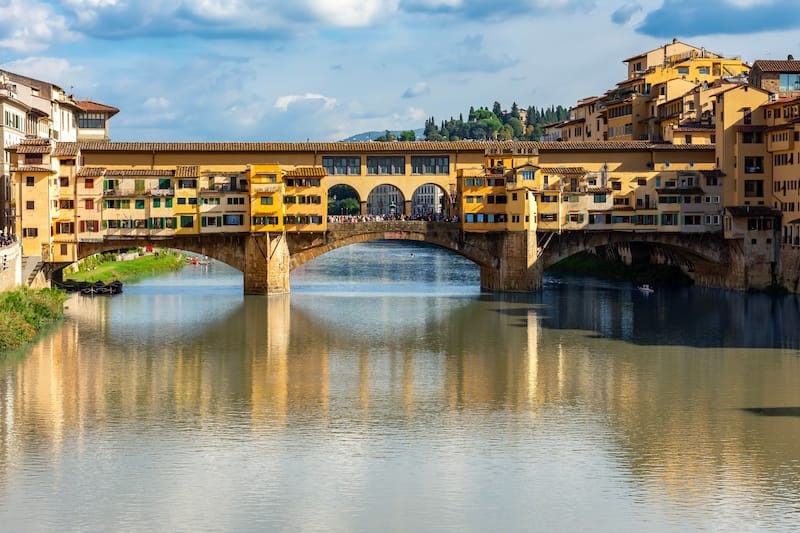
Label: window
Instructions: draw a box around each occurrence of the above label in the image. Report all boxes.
[188,198,197,205]
[203,198,220,205]
[56,222,75,234]
[520,170,534,181]
[743,107,752,125]
[253,216,279,225]
[78,112,106,129]
[26,176,35,186]
[224,214,244,226]
[704,215,720,225]
[180,215,194,228]
[684,134,692,144]
[637,178,647,186]
[59,200,74,209]
[81,220,99,232]
[593,194,607,203]
[322,156,361,175]
[704,196,720,203]
[227,197,245,205]
[60,177,69,187]
[85,178,94,189]
[60,244,67,256]
[177,198,186,205]
[744,157,763,173]
[85,199,94,210]
[25,201,34,210]
[779,73,800,93]
[411,156,449,175]
[367,156,405,175]
[698,66,710,75]
[165,198,173,208]
[152,198,160,208]
[178,179,197,189]
[23,228,38,237]
[677,67,689,75]
[744,180,764,197]
[611,181,621,191]
[135,199,145,209]
[260,196,274,205]
[661,213,679,225]
[683,215,702,225]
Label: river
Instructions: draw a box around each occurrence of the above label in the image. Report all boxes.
[1,241,799,532]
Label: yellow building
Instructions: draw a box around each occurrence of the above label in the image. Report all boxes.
[249,164,284,233]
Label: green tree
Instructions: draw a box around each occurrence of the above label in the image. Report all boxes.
[399,130,416,141]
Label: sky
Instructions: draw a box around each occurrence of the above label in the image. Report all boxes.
[2,0,800,142]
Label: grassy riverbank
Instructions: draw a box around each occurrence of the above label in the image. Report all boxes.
[65,249,186,284]
[0,288,66,353]
[549,252,693,287]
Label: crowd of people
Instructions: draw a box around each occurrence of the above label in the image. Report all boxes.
[0,232,16,247]
[327,213,459,224]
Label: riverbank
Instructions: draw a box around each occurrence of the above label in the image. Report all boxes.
[0,287,66,352]
[548,252,693,287]
[65,249,186,284]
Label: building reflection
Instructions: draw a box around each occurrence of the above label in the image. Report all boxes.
[0,287,798,506]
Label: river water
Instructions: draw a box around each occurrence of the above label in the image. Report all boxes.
[1,241,799,532]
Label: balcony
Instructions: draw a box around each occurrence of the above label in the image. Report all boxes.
[151,188,175,197]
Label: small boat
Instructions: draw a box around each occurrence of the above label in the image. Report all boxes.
[80,280,123,296]
[637,284,654,294]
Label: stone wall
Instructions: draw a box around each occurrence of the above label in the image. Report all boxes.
[779,247,800,293]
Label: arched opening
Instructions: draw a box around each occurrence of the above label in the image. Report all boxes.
[411,183,449,220]
[328,184,361,217]
[366,184,405,218]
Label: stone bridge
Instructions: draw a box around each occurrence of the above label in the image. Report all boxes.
[55,221,746,294]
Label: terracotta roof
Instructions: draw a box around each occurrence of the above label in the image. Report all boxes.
[176,165,198,178]
[539,167,587,175]
[15,143,52,154]
[752,60,800,73]
[75,100,120,117]
[54,142,80,157]
[11,165,54,173]
[285,167,326,177]
[104,169,175,177]
[59,140,713,154]
[77,167,106,177]
[76,167,176,177]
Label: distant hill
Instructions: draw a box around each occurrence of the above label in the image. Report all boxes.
[341,129,424,142]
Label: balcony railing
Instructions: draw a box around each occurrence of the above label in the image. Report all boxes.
[151,188,175,196]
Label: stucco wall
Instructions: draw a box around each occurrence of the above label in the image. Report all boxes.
[0,241,23,291]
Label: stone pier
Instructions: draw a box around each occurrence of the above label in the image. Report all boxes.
[244,233,290,295]
[478,230,543,292]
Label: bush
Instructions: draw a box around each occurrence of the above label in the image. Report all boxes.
[0,288,66,352]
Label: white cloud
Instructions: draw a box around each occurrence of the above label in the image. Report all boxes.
[274,93,337,112]
[403,82,430,98]
[304,0,400,26]
[406,107,428,122]
[0,0,78,52]
[143,96,171,110]
[0,57,78,88]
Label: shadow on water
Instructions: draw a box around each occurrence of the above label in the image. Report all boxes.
[741,407,800,417]
[481,274,800,351]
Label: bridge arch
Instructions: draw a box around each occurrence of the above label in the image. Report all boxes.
[366,184,405,216]
[539,231,732,282]
[410,182,450,218]
[288,222,495,272]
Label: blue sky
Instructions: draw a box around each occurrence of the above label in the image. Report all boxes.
[2,0,799,142]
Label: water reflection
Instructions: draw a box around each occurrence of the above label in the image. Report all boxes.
[0,242,799,531]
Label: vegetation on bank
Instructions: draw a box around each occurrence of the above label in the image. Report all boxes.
[548,252,694,287]
[0,288,66,352]
[64,249,186,284]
